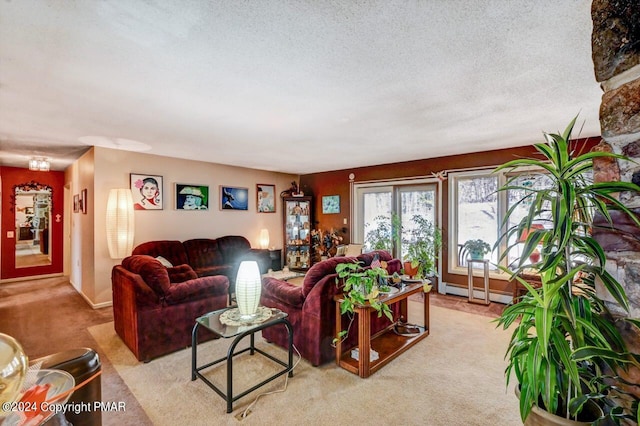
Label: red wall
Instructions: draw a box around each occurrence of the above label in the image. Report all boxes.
[1,166,65,279]
[300,138,600,294]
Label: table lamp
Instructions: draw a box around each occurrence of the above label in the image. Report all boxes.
[235,261,262,320]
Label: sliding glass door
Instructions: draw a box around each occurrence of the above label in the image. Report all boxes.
[354,181,437,260]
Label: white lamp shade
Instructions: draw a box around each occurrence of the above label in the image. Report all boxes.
[235,260,262,317]
[106,189,135,259]
[259,229,270,249]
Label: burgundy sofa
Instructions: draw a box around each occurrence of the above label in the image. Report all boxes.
[260,250,401,366]
[112,255,229,361]
[132,235,271,296]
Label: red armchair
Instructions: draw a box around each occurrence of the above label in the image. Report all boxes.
[112,255,229,361]
[260,251,401,366]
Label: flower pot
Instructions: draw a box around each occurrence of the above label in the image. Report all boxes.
[469,249,485,260]
[403,261,419,278]
[515,386,603,426]
[524,404,602,426]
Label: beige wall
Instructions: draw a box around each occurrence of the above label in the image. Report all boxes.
[68,146,297,307]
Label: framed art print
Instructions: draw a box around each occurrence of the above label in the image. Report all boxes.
[220,186,248,210]
[257,184,276,213]
[130,173,163,210]
[176,184,209,210]
[322,195,340,214]
[73,195,80,213]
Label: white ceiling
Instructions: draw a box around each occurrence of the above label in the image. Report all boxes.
[0,0,601,174]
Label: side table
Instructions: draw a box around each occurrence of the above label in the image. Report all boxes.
[334,281,430,378]
[191,307,294,413]
[268,249,282,271]
[467,259,490,305]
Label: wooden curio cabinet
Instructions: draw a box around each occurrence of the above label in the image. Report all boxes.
[282,196,313,271]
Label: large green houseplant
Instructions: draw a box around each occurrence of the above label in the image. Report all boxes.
[494,117,640,424]
[403,215,442,279]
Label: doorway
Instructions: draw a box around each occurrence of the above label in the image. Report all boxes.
[1,167,65,281]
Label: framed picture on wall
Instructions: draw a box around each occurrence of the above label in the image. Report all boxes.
[176,184,209,210]
[322,195,340,214]
[81,188,88,214]
[257,184,276,213]
[220,186,248,210]
[130,173,163,210]
[73,195,80,213]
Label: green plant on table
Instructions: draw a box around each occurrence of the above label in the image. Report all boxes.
[333,261,392,343]
[494,116,640,424]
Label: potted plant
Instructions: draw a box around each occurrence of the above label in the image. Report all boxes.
[494,117,640,425]
[403,215,442,279]
[462,239,491,260]
[334,261,392,342]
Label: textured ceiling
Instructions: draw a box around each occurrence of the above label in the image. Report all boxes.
[0,1,601,174]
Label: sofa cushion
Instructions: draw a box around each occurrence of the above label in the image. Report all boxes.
[155,256,173,267]
[132,240,189,267]
[165,275,229,304]
[183,239,225,270]
[216,235,252,263]
[167,264,198,283]
[122,255,171,296]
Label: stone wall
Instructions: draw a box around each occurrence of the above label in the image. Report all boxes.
[591,0,640,321]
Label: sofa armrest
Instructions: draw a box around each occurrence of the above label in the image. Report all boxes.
[165,275,229,304]
[112,265,160,307]
[262,277,305,308]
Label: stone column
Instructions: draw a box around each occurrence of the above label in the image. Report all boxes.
[591,0,640,400]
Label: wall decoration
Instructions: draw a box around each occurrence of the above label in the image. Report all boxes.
[220,186,248,210]
[73,195,80,213]
[176,184,209,210]
[257,184,276,213]
[322,195,340,214]
[81,188,88,214]
[130,174,163,210]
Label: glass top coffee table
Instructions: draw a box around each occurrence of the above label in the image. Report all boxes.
[191,306,294,413]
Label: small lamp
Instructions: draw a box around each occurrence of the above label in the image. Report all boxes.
[259,229,270,249]
[106,189,135,259]
[235,260,262,320]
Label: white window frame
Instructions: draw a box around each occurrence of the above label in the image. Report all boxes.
[447,169,508,280]
[352,176,444,291]
[448,166,550,280]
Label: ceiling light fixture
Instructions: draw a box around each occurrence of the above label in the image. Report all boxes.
[28,158,50,172]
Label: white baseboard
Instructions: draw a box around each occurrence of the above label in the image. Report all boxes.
[442,282,512,305]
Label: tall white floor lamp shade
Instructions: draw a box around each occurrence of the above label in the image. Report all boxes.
[106,189,135,259]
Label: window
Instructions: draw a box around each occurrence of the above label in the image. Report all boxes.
[452,173,499,269]
[449,168,552,277]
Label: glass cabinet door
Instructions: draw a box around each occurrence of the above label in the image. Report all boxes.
[283,197,312,270]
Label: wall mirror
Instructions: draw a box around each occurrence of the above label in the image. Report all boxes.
[14,183,52,268]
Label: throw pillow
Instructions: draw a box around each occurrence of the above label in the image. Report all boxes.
[155,256,173,268]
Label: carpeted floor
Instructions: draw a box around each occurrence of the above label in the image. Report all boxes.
[1,277,516,425]
[88,301,521,425]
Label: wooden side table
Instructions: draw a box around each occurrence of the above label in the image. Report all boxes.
[334,281,430,378]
